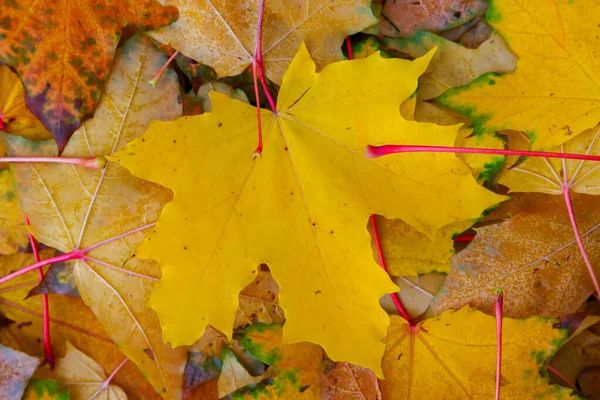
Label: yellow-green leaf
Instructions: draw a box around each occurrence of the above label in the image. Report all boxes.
[438,0,600,149]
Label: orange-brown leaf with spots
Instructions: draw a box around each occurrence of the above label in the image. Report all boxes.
[0,0,178,151]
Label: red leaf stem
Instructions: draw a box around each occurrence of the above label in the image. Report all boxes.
[0,223,156,286]
[89,357,128,399]
[255,0,276,112]
[25,217,54,369]
[453,234,475,243]
[149,50,179,87]
[0,156,105,168]
[495,288,503,400]
[547,365,577,391]
[366,144,600,162]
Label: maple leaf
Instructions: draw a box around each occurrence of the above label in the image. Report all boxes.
[320,359,382,400]
[22,379,69,400]
[5,35,186,399]
[0,0,178,151]
[0,250,162,398]
[50,342,126,399]
[380,308,576,399]
[0,170,29,254]
[112,45,505,374]
[382,31,517,100]
[235,268,285,330]
[379,273,445,319]
[0,343,39,400]
[499,125,600,195]
[237,323,323,399]
[438,0,600,150]
[149,0,376,84]
[371,215,473,276]
[377,0,488,38]
[429,193,600,318]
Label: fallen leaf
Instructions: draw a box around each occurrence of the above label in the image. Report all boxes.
[499,125,600,195]
[195,81,249,113]
[438,0,600,149]
[380,273,445,319]
[27,258,80,298]
[371,215,473,276]
[0,169,29,254]
[218,349,266,398]
[0,343,39,400]
[381,308,576,399]
[429,193,600,318]
[0,0,178,151]
[150,0,376,84]
[379,0,487,37]
[22,379,69,400]
[383,31,516,99]
[320,359,381,400]
[237,323,323,399]
[113,45,505,375]
[50,342,126,400]
[235,269,285,330]
[579,367,600,400]
[0,65,51,140]
[0,250,161,399]
[6,35,186,399]
[549,321,600,389]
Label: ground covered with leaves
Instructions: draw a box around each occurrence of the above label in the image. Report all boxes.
[1,0,600,399]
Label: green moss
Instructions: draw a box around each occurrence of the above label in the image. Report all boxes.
[239,323,283,367]
[485,0,503,23]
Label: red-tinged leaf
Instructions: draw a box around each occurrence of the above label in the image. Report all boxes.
[0,343,40,400]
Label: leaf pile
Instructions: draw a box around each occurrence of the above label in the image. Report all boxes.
[0,0,600,399]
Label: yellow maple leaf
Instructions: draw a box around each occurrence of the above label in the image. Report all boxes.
[5,35,186,399]
[150,0,376,84]
[438,0,600,150]
[113,45,504,374]
[50,342,126,400]
[381,308,576,399]
[0,251,161,398]
[499,125,600,195]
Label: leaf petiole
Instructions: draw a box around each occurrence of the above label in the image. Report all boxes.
[0,223,156,286]
[366,144,600,162]
[0,156,106,169]
[495,288,503,400]
[149,50,179,87]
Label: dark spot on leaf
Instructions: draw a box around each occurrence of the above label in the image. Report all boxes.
[143,348,155,361]
[17,321,32,329]
[315,290,321,294]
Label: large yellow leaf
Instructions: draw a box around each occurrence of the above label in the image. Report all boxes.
[500,125,600,195]
[113,45,504,374]
[6,35,186,399]
[380,308,576,399]
[150,0,376,84]
[429,194,599,318]
[0,0,178,151]
[50,342,126,400]
[438,0,600,149]
[0,251,161,399]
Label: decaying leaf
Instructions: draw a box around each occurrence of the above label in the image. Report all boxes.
[320,359,381,400]
[113,45,504,374]
[381,308,576,399]
[0,0,178,151]
[27,258,80,298]
[500,125,600,195]
[379,0,488,37]
[429,193,600,318]
[50,342,126,400]
[6,35,186,399]
[150,0,376,84]
[237,323,323,399]
[0,343,39,400]
[22,379,69,400]
[235,269,285,330]
[218,349,267,398]
[438,0,600,149]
